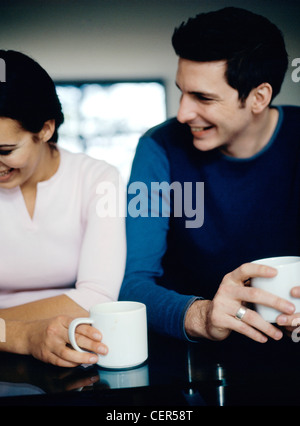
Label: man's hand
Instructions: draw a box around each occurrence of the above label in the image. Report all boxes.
[185,263,295,343]
[276,286,300,334]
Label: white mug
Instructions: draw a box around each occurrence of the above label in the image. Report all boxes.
[68,301,148,369]
[251,256,300,322]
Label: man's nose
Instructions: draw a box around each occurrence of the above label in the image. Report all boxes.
[177,94,197,123]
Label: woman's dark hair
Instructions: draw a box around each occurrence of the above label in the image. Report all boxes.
[0,50,64,143]
[172,7,288,104]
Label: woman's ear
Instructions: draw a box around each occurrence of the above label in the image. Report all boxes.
[39,119,56,143]
[251,83,273,114]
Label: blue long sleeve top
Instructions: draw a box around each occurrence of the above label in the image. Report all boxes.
[119,106,300,340]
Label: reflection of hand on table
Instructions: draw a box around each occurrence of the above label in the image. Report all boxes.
[0,351,100,395]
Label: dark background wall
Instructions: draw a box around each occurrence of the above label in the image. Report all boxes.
[1,0,299,116]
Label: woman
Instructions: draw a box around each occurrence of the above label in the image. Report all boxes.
[0,50,126,366]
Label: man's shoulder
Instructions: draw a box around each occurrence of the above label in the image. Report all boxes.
[278,106,300,141]
[143,117,190,142]
[280,105,300,122]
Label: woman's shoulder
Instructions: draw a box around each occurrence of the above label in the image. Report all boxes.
[59,147,120,182]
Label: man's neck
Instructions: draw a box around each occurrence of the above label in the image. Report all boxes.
[221,107,279,159]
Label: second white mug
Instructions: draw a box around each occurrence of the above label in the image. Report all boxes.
[251,256,300,322]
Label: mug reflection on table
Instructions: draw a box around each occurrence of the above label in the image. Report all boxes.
[98,363,149,389]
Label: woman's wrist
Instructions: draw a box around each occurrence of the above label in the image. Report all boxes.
[0,320,32,355]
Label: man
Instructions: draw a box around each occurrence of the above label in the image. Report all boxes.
[119,7,300,344]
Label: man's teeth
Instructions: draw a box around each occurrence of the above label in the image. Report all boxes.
[191,126,212,132]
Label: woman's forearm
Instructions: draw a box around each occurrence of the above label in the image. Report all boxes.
[0,294,88,321]
[0,320,30,354]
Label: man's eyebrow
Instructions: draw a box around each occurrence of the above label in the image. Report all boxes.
[175,82,219,99]
[190,90,220,99]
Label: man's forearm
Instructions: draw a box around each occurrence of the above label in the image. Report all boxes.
[184,299,213,340]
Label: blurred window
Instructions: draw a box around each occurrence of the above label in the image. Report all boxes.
[55,80,166,181]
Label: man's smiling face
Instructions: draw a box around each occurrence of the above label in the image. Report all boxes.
[175,58,255,154]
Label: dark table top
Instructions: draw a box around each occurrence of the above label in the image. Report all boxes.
[1,330,300,408]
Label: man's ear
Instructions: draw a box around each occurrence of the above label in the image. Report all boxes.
[251,83,273,114]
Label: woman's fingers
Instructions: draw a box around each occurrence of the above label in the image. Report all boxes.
[72,323,108,355]
[27,316,108,368]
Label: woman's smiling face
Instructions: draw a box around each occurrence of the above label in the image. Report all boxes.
[0,117,54,189]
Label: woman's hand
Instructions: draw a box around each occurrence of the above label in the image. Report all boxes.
[185,263,295,343]
[23,315,107,367]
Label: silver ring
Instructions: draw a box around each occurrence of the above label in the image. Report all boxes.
[235,306,247,321]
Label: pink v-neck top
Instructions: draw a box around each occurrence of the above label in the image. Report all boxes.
[0,148,126,309]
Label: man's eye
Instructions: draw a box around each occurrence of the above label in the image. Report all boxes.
[0,150,13,156]
[195,94,213,102]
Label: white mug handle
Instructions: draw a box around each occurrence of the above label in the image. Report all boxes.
[68,317,94,352]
